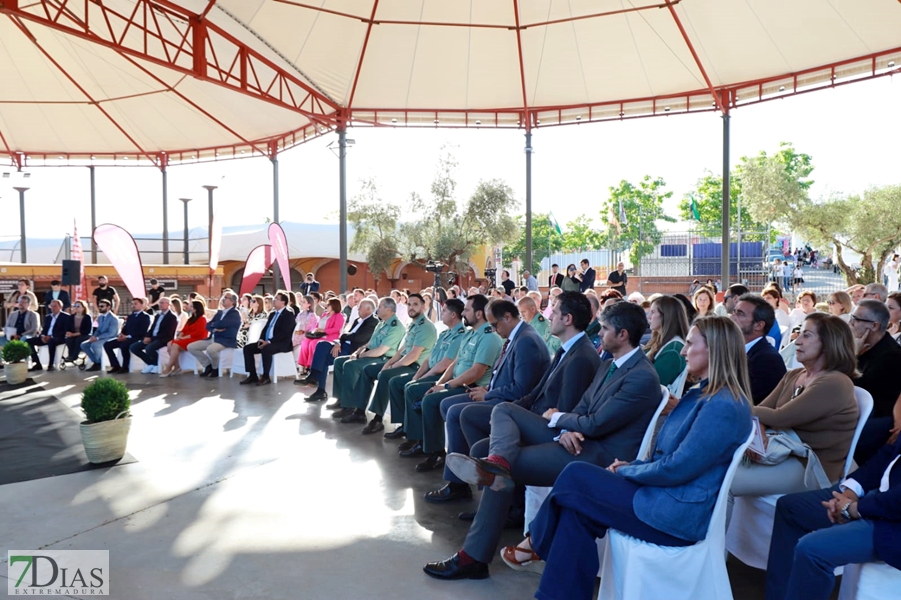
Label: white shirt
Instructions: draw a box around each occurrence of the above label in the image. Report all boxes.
[744,337,764,353]
[842,456,900,498]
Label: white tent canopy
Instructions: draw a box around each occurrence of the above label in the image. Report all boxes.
[2,0,901,165]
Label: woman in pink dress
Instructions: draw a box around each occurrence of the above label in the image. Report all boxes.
[297,298,345,368]
[292,295,318,348]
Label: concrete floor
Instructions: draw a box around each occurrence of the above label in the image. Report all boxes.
[1,368,786,600]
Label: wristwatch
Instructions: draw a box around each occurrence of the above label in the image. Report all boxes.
[840,502,855,521]
[443,383,450,390]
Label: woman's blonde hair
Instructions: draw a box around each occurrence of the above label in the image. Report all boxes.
[827,291,853,315]
[645,295,689,360]
[802,313,859,377]
[692,316,751,402]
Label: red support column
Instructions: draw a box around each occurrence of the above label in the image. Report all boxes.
[192,17,207,78]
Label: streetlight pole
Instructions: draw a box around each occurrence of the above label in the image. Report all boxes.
[180,198,191,265]
[14,187,29,263]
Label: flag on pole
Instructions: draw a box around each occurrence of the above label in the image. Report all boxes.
[70,220,86,301]
[548,213,562,236]
[618,198,628,226]
[690,195,701,221]
[608,206,622,235]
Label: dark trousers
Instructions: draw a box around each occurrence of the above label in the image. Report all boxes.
[242,341,281,378]
[390,374,438,428]
[65,335,90,361]
[104,338,132,369]
[854,416,894,466]
[441,394,505,484]
[460,402,495,449]
[28,336,63,367]
[531,462,692,600]
[310,341,348,391]
[130,339,166,366]
[365,365,417,416]
[766,486,877,600]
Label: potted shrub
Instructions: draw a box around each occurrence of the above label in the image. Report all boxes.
[3,339,31,385]
[79,378,132,464]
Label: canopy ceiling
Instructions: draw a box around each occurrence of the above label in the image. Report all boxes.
[2,0,900,167]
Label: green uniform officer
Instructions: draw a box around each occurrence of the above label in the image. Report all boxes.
[329,298,405,417]
[387,300,469,442]
[532,312,561,356]
[343,295,438,432]
[402,295,503,471]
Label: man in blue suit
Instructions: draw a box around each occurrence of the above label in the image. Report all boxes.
[105,298,151,373]
[423,299,549,502]
[731,294,786,403]
[188,292,242,377]
[424,301,661,580]
[81,299,119,371]
[766,435,901,600]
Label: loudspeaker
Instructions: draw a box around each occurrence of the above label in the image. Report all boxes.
[347,265,358,275]
[61,260,81,285]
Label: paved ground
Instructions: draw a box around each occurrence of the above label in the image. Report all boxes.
[1,368,838,600]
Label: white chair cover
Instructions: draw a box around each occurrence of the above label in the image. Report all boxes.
[37,344,65,369]
[217,348,235,376]
[839,562,901,600]
[157,346,199,374]
[270,352,298,383]
[726,387,874,569]
[598,429,755,600]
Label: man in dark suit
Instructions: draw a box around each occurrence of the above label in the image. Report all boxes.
[27,299,71,371]
[240,291,295,386]
[299,273,320,296]
[424,299,551,503]
[548,264,564,289]
[45,281,71,314]
[299,299,377,400]
[731,294,786,403]
[130,296,177,374]
[424,301,661,580]
[577,258,596,293]
[765,435,901,600]
[106,298,151,373]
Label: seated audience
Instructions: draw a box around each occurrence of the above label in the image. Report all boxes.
[848,299,901,464]
[765,435,901,600]
[846,284,866,306]
[160,299,208,377]
[693,286,715,320]
[27,300,71,371]
[714,284,749,317]
[560,264,580,292]
[763,286,792,332]
[5,295,39,341]
[863,283,888,303]
[64,300,93,363]
[170,297,188,333]
[731,313,859,522]
[887,291,901,343]
[826,291,853,322]
[731,294,787,404]
[789,290,818,329]
[297,298,344,371]
[80,300,119,372]
[239,292,295,386]
[131,297,178,374]
[237,295,268,349]
[423,300,662,581]
[106,298,151,373]
[188,292,242,377]
[644,295,689,387]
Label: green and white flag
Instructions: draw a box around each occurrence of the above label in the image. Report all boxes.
[690,195,701,221]
[548,213,562,235]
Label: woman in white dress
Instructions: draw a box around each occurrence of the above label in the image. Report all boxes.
[884,255,899,292]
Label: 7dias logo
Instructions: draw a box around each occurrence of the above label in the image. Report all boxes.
[7,550,109,595]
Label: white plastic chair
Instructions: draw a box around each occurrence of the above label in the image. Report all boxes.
[598,428,755,600]
[230,321,268,377]
[270,352,298,383]
[37,344,65,369]
[217,348,235,377]
[839,561,901,600]
[157,346,199,374]
[726,387,873,569]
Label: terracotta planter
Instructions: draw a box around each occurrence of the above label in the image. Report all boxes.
[6,362,27,385]
[79,415,131,463]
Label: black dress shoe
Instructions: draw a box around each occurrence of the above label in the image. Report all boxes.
[304,389,328,402]
[331,407,353,419]
[361,417,384,435]
[340,410,367,424]
[398,440,423,457]
[29,364,43,372]
[209,368,219,378]
[200,365,213,377]
[325,400,343,410]
[423,554,489,580]
[424,482,472,504]
[383,427,406,440]
[256,376,272,386]
[86,364,102,372]
[294,377,318,387]
[416,450,446,472]
[239,376,259,385]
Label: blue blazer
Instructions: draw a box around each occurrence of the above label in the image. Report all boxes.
[93,313,120,343]
[515,333,602,414]
[207,308,242,348]
[122,311,152,340]
[851,435,901,569]
[484,321,550,403]
[617,382,751,542]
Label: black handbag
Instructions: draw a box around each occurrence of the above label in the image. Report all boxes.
[304,330,326,339]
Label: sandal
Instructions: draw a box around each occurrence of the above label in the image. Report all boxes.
[500,536,545,574]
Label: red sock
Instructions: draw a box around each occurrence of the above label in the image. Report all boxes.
[457,549,476,565]
[485,455,511,472]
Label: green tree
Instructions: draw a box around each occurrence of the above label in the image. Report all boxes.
[677,172,769,241]
[562,214,606,252]
[601,176,676,274]
[738,142,814,231]
[504,212,565,273]
[348,151,520,281]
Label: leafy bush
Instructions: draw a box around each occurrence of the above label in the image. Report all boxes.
[81,378,131,424]
[2,340,31,363]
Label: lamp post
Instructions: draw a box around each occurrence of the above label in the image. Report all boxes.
[180,198,191,265]
[14,187,29,263]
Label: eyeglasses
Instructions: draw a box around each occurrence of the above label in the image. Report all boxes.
[863,292,878,298]
[849,315,876,324]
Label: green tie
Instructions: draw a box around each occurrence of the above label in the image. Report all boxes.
[603,362,618,384]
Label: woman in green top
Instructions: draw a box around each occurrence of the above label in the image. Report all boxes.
[645,295,689,386]
[561,264,581,292]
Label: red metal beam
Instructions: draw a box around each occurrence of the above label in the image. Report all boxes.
[346,0,379,111]
[0,0,339,122]
[663,0,725,113]
[512,0,530,130]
